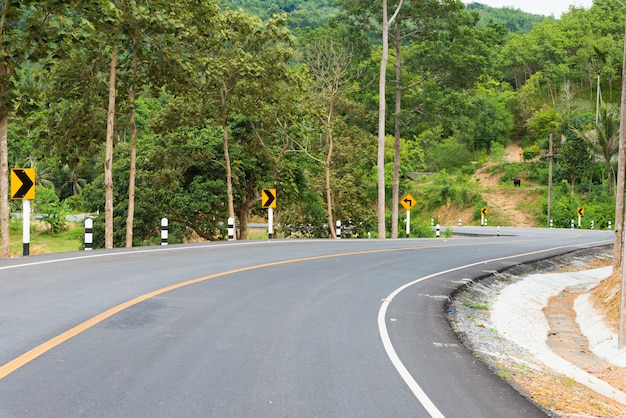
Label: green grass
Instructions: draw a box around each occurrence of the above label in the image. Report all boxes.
[9,220,83,256]
[463,299,489,310]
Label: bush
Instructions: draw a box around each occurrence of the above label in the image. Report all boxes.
[65,194,83,212]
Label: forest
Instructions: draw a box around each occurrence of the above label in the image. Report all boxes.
[0,0,624,254]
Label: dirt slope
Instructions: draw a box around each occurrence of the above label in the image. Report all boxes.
[469,142,539,227]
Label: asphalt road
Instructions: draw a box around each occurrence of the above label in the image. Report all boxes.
[0,227,612,417]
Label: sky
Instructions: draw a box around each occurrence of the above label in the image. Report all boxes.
[465,0,594,18]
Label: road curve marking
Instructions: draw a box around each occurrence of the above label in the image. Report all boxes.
[0,242,467,380]
[377,239,610,418]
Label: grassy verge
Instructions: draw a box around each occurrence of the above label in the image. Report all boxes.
[9,220,83,257]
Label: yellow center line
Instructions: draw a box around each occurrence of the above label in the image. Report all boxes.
[0,237,578,380]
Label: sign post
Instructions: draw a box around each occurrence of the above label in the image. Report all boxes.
[262,189,277,239]
[481,207,488,226]
[11,168,36,256]
[400,194,416,238]
[577,207,584,229]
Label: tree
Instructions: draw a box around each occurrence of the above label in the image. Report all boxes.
[0,2,65,257]
[388,0,486,237]
[303,38,357,238]
[198,10,294,239]
[455,84,514,160]
[376,0,404,238]
[572,104,619,188]
[558,115,594,193]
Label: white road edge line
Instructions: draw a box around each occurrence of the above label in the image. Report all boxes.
[377,239,611,418]
[0,240,301,271]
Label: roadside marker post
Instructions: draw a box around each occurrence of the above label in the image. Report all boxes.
[336,220,341,239]
[228,217,235,241]
[436,224,440,238]
[161,218,168,245]
[85,218,93,251]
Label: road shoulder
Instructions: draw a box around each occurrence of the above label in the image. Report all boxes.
[448,248,626,417]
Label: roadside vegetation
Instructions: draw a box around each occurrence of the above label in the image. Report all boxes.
[1,1,624,255]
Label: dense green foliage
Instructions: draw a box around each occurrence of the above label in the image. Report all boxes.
[466,2,553,33]
[2,0,624,250]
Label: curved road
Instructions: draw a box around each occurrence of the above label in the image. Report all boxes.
[0,227,612,417]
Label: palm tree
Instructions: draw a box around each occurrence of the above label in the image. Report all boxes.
[60,164,87,197]
[27,156,55,190]
[572,104,619,188]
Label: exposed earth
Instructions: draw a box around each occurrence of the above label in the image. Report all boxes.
[471,142,539,227]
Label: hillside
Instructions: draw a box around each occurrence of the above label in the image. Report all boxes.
[470,142,540,227]
[466,2,552,32]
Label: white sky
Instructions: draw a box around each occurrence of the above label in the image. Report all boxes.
[465,0,594,18]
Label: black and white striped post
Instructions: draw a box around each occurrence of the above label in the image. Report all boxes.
[22,199,31,256]
[436,223,440,238]
[405,211,411,238]
[161,218,168,245]
[228,217,235,241]
[497,226,501,236]
[571,219,574,229]
[84,218,93,251]
[591,220,595,230]
[549,219,553,229]
[268,208,274,239]
[336,220,341,239]
[458,219,462,227]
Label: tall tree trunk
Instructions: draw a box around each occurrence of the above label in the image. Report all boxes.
[238,205,249,241]
[615,16,626,349]
[325,126,335,239]
[615,20,626,269]
[0,8,11,257]
[238,179,255,240]
[391,25,402,239]
[222,108,236,240]
[377,0,404,239]
[0,111,8,257]
[125,43,138,248]
[377,2,389,239]
[105,45,118,249]
[125,85,137,247]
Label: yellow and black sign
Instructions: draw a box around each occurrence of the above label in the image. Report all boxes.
[262,189,277,208]
[577,207,584,216]
[10,168,35,200]
[400,194,416,211]
[481,207,488,216]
